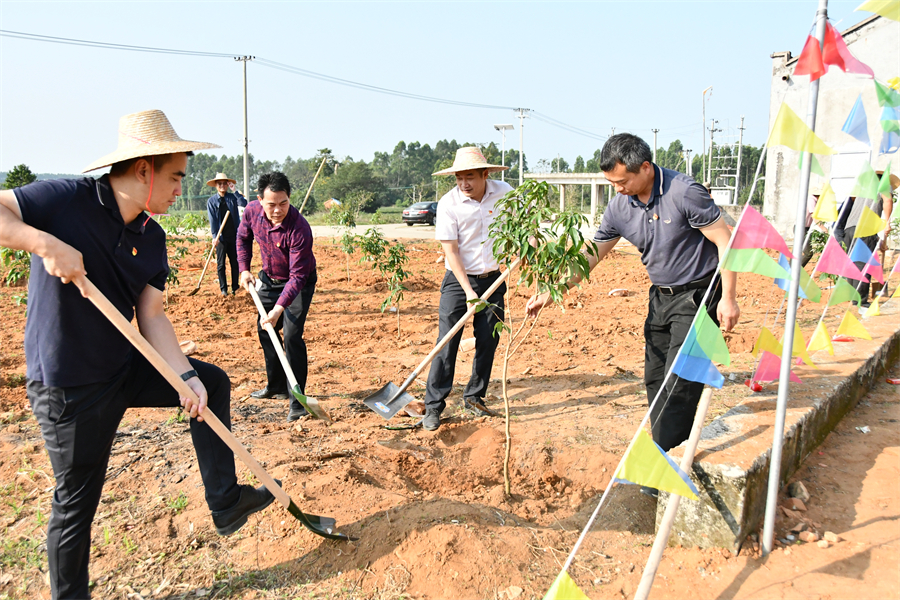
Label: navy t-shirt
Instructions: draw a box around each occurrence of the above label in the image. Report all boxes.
[593,165,721,286]
[14,175,169,387]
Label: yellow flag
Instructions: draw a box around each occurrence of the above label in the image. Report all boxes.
[836,310,872,340]
[752,327,783,358]
[807,322,834,356]
[543,571,591,600]
[785,323,817,368]
[865,297,881,317]
[614,430,699,500]
[812,182,838,222]
[893,286,900,300]
[856,0,900,21]
[767,102,835,155]
[854,206,887,238]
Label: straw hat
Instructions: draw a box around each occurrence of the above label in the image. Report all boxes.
[433,147,508,176]
[206,172,237,187]
[83,109,220,172]
[874,169,900,192]
[809,183,824,195]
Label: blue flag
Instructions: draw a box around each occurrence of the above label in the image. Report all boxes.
[880,130,900,154]
[842,94,870,145]
[849,241,880,265]
[672,352,724,388]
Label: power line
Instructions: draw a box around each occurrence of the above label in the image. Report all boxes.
[0,29,234,58]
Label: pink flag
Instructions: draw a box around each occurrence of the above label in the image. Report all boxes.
[731,205,794,259]
[754,351,802,383]
[863,262,885,285]
[893,258,900,277]
[822,23,874,78]
[817,236,864,280]
[794,35,826,81]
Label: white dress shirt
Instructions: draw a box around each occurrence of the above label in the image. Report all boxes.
[435,179,513,274]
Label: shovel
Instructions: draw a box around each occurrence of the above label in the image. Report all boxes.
[187,210,231,296]
[364,259,519,420]
[247,283,332,423]
[76,275,352,541]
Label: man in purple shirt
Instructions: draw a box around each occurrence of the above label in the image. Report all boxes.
[237,172,317,421]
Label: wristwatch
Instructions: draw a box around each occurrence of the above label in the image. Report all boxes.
[180,369,199,381]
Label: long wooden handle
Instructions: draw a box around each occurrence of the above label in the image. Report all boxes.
[77,276,292,509]
[633,388,713,600]
[247,285,300,392]
[298,156,328,216]
[195,211,231,289]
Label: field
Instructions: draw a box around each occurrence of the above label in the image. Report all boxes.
[0,236,897,600]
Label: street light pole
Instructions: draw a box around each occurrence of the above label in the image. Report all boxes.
[651,129,659,163]
[494,124,514,183]
[235,56,255,198]
[514,109,530,187]
[701,86,712,184]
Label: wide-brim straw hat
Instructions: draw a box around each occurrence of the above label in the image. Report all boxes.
[433,146,508,176]
[207,172,237,187]
[83,109,221,173]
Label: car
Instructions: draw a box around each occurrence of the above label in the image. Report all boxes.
[402,201,438,226]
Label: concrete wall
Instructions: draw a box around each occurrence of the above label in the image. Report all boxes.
[763,16,900,237]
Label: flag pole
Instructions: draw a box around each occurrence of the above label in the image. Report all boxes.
[762,0,829,556]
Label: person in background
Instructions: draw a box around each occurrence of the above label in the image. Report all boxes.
[206,172,247,296]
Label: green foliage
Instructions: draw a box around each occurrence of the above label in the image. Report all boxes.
[2,164,37,190]
[1,247,30,286]
[377,242,410,339]
[157,213,206,286]
[167,492,189,514]
[357,227,388,265]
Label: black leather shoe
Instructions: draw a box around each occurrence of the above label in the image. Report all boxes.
[640,486,659,499]
[212,479,280,536]
[423,408,441,431]
[287,406,308,422]
[251,387,289,400]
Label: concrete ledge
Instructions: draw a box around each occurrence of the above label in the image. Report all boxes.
[657,301,900,550]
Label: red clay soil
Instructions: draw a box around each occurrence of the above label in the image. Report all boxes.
[0,238,897,600]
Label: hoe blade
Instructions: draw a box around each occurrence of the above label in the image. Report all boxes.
[363,382,417,421]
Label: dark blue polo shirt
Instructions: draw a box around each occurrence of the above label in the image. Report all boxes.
[593,164,721,286]
[14,175,169,387]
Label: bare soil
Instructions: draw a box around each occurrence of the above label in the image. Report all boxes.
[0,238,897,600]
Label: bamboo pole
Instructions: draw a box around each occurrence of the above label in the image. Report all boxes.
[298,156,328,215]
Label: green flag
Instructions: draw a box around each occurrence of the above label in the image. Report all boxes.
[827,277,863,307]
[877,164,893,197]
[723,248,791,279]
[850,161,880,199]
[683,305,731,366]
[875,80,900,108]
[797,152,825,176]
[882,119,900,133]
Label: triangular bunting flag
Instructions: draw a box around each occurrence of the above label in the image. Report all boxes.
[823,22,875,78]
[828,277,863,307]
[865,297,881,317]
[854,206,887,237]
[682,307,731,365]
[672,352,724,389]
[613,429,700,500]
[807,322,835,356]
[862,261,885,284]
[542,571,591,600]
[879,130,900,154]
[851,161,880,199]
[817,236,865,279]
[794,35,826,81]
[893,256,900,276]
[849,240,880,265]
[877,164,894,197]
[796,152,825,176]
[752,326,783,358]
[754,350,802,383]
[812,182,839,222]
[724,248,791,279]
[875,80,900,108]
[784,323,817,368]
[776,254,822,302]
[856,0,900,21]
[841,94,871,145]
[892,285,899,299]
[731,205,794,258]
[836,310,872,340]
[767,102,835,155]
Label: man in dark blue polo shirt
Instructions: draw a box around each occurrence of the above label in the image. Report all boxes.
[206,172,247,296]
[528,134,740,495]
[0,110,277,599]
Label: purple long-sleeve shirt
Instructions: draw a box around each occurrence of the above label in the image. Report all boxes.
[237,201,316,308]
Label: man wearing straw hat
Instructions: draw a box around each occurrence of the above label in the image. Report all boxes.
[423,147,513,431]
[0,110,278,599]
[206,172,247,296]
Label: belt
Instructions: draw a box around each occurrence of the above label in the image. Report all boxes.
[653,274,715,296]
[474,270,500,279]
[263,271,289,285]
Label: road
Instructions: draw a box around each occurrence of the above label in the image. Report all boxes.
[310,222,438,240]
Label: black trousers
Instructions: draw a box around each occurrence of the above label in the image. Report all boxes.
[256,270,317,409]
[216,237,239,294]
[644,281,722,452]
[840,226,878,302]
[27,355,239,600]
[424,270,506,413]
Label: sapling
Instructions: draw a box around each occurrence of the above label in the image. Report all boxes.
[488,179,597,495]
[377,242,410,339]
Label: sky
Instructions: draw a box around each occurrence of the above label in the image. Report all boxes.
[0,0,879,175]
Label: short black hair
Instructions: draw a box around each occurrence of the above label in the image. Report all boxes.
[256,171,291,197]
[599,134,652,173]
[109,151,193,177]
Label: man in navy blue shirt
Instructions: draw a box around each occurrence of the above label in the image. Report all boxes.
[528,134,740,496]
[0,110,277,599]
[206,172,246,295]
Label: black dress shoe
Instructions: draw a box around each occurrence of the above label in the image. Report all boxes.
[251,387,289,400]
[423,408,441,431]
[212,479,280,536]
[287,406,309,422]
[640,486,659,499]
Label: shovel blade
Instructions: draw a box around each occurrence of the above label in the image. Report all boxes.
[363,382,417,421]
[287,500,355,541]
[291,386,332,423]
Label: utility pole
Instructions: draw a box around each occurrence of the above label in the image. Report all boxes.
[515,108,530,187]
[707,119,720,184]
[651,129,659,163]
[556,153,561,173]
[494,124,514,183]
[701,86,712,184]
[685,149,693,177]
[235,55,255,198]
[735,116,745,203]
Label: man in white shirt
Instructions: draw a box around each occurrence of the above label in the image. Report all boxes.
[423,147,513,431]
